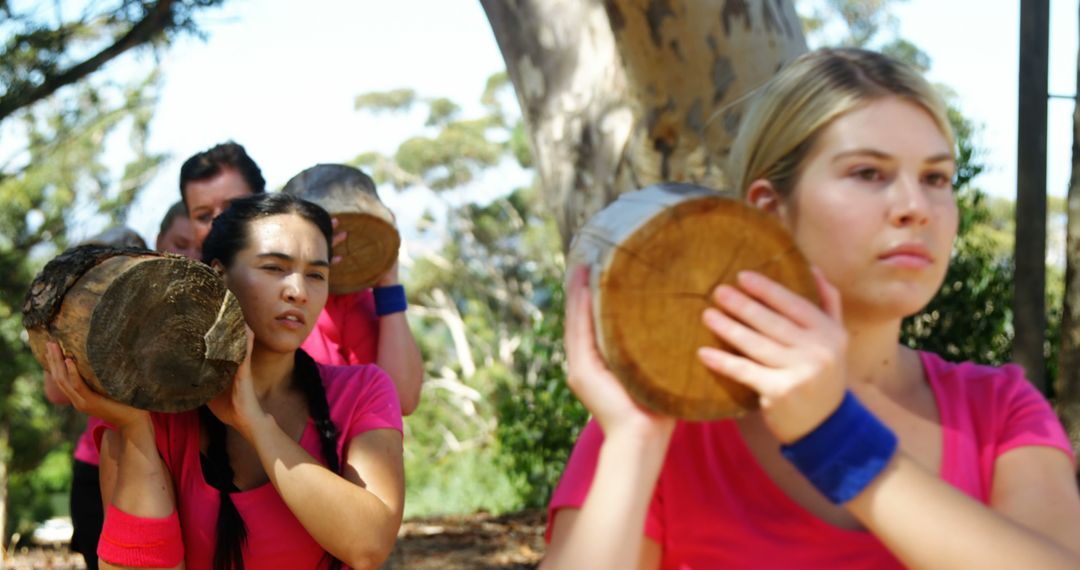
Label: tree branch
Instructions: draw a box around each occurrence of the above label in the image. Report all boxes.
[0,0,177,122]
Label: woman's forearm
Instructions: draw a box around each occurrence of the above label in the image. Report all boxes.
[99,421,183,570]
[105,421,175,516]
[247,416,402,569]
[376,312,424,415]
[848,453,1079,569]
[544,428,670,570]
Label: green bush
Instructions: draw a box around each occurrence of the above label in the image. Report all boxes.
[494,281,587,509]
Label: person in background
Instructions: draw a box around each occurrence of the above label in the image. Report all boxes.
[179,141,266,257]
[543,48,1080,569]
[155,201,198,258]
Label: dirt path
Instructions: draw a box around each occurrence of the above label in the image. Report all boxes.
[3,510,546,569]
[383,509,545,569]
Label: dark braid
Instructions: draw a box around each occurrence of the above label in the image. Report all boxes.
[199,406,247,570]
[295,348,343,570]
[294,349,340,473]
[199,351,342,570]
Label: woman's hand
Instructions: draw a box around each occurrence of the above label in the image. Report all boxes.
[44,341,148,430]
[207,326,268,440]
[330,217,347,265]
[565,265,675,441]
[696,268,847,443]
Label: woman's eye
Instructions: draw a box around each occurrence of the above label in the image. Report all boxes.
[261,265,284,273]
[308,272,327,281]
[924,172,953,188]
[852,168,881,181]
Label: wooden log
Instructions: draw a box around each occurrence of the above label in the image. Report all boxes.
[282,164,400,294]
[22,245,246,412]
[568,183,819,420]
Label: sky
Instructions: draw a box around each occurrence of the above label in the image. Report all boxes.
[69,0,1080,249]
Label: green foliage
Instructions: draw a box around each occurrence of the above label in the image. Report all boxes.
[351,78,529,192]
[353,75,579,513]
[6,446,72,541]
[494,280,587,508]
[404,443,519,518]
[354,88,417,113]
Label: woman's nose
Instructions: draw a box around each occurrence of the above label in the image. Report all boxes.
[283,273,307,304]
[889,173,931,227]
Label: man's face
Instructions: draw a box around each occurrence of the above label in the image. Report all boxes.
[184,167,255,252]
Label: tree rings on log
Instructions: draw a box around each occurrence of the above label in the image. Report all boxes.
[283,164,400,294]
[568,183,819,420]
[22,245,246,412]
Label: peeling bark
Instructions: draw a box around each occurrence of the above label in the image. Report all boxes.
[482,0,635,247]
[481,0,806,248]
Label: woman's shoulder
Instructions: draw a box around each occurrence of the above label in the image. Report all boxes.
[314,362,403,434]
[315,362,394,395]
[919,350,1058,429]
[919,351,1030,395]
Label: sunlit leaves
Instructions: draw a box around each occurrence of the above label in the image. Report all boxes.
[354,88,417,113]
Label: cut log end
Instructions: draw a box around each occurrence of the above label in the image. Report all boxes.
[572,184,818,420]
[85,257,244,412]
[329,215,401,294]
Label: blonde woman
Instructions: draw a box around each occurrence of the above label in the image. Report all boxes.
[544,48,1080,569]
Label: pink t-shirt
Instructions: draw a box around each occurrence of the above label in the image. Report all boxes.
[301,291,379,366]
[74,417,106,465]
[547,352,1075,569]
[101,363,401,570]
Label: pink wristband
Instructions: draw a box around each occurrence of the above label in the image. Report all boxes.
[98,504,184,568]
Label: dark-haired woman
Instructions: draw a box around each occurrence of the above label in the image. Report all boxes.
[46,193,404,569]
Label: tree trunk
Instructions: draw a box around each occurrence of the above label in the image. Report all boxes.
[23,245,246,412]
[1055,1,1080,466]
[481,0,806,247]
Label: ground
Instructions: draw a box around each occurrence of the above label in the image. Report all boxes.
[2,509,546,569]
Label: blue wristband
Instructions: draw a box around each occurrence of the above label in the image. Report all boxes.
[780,391,898,504]
[373,284,407,316]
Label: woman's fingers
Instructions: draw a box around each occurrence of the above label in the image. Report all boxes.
[46,342,79,402]
[238,324,254,377]
[810,267,844,323]
[701,307,787,367]
[564,265,599,379]
[734,271,830,330]
[696,346,778,394]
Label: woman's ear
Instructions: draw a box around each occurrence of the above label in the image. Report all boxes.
[746,179,783,217]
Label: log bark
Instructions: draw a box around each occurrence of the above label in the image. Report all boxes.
[22,245,246,412]
[283,164,400,293]
[481,0,807,248]
[568,183,817,419]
